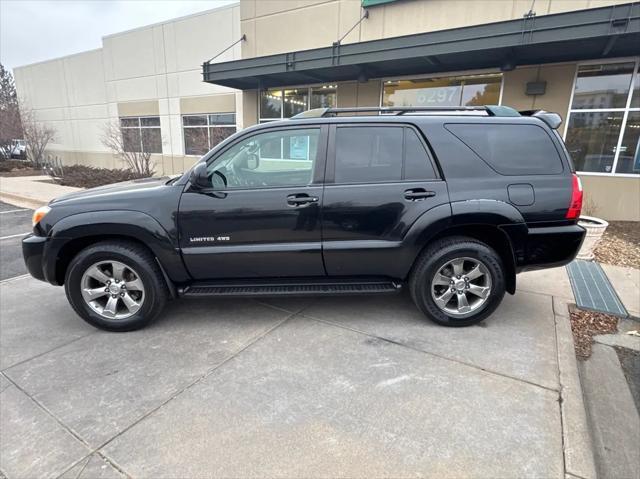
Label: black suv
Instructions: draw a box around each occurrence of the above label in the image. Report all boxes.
[23,105,585,331]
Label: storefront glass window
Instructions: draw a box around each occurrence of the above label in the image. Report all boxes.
[260,90,283,119]
[616,111,640,174]
[565,112,623,173]
[565,60,640,176]
[631,71,640,109]
[311,85,337,109]
[283,89,308,118]
[382,74,501,108]
[259,84,337,121]
[571,63,634,110]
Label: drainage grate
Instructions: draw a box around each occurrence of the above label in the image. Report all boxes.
[566,260,628,317]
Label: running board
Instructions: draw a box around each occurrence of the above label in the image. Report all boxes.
[180,279,402,298]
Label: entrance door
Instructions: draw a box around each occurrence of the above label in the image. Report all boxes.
[179,125,328,280]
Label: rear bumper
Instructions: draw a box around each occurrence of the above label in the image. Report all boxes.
[22,234,47,282]
[518,224,585,272]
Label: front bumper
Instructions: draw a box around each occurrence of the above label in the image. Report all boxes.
[519,224,586,271]
[22,234,47,282]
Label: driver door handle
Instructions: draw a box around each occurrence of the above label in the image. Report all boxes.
[287,193,319,207]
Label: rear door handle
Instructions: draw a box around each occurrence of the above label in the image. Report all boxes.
[287,194,319,207]
[404,188,436,201]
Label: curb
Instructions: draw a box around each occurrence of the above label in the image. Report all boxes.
[0,192,46,210]
[553,296,597,479]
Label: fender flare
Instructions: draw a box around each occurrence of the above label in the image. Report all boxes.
[403,200,527,293]
[43,210,190,285]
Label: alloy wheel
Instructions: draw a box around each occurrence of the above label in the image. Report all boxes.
[430,257,492,317]
[80,260,145,320]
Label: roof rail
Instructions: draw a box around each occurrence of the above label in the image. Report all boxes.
[291,105,520,119]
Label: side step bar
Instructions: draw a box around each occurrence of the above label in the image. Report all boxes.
[180,279,402,298]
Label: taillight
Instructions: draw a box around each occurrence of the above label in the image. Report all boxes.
[566,174,583,220]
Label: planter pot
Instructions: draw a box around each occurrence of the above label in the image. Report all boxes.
[577,215,609,261]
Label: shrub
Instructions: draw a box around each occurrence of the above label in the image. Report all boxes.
[55,165,150,189]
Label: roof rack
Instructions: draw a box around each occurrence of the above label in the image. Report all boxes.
[291,105,520,119]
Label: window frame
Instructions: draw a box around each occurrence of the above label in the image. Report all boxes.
[201,124,329,192]
[563,57,640,177]
[119,115,162,154]
[325,123,441,185]
[259,84,338,123]
[182,113,237,157]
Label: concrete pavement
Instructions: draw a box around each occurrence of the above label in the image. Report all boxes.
[601,263,640,318]
[0,201,33,280]
[0,268,594,478]
[0,176,81,209]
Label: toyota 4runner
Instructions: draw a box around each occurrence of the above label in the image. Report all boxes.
[23,105,585,331]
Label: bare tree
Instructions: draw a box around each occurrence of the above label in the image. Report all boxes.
[101,121,155,176]
[0,63,23,159]
[19,105,55,168]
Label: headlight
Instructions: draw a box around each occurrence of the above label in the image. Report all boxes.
[32,205,51,227]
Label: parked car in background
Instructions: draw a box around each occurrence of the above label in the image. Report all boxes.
[23,105,585,332]
[9,139,26,159]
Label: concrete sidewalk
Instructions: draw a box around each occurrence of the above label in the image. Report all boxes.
[601,263,640,319]
[0,268,595,479]
[0,175,81,209]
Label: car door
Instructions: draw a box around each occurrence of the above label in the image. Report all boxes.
[321,123,450,277]
[179,125,328,280]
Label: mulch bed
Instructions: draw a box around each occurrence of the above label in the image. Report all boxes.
[0,160,36,176]
[569,309,619,359]
[54,165,150,189]
[594,221,640,269]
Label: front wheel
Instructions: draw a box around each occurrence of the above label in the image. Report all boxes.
[409,237,506,327]
[65,241,168,331]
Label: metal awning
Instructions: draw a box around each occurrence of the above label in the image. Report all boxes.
[202,2,640,90]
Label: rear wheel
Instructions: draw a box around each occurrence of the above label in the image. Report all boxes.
[409,236,506,326]
[65,241,168,331]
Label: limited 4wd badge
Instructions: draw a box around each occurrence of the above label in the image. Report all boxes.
[189,236,230,243]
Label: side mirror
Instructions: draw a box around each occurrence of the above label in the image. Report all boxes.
[189,162,210,190]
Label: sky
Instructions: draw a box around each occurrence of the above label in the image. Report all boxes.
[0,0,236,72]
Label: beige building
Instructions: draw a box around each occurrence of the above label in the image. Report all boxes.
[14,4,242,176]
[14,0,640,220]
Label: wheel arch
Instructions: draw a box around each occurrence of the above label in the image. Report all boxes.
[406,200,526,294]
[420,225,517,294]
[44,210,189,288]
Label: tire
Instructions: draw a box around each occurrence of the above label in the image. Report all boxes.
[64,240,168,331]
[409,236,506,327]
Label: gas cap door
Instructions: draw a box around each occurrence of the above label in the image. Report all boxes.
[508,183,535,206]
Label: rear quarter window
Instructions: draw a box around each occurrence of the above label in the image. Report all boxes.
[445,123,563,175]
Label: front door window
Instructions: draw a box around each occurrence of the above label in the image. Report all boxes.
[207,128,320,189]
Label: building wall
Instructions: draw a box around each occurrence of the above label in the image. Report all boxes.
[581,176,640,221]
[14,3,241,175]
[239,0,630,59]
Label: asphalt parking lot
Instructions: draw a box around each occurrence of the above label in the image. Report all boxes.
[1,255,578,478]
[0,201,33,281]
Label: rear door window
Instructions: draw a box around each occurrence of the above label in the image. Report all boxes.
[335,126,402,183]
[334,126,437,183]
[404,127,437,180]
[445,123,563,175]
